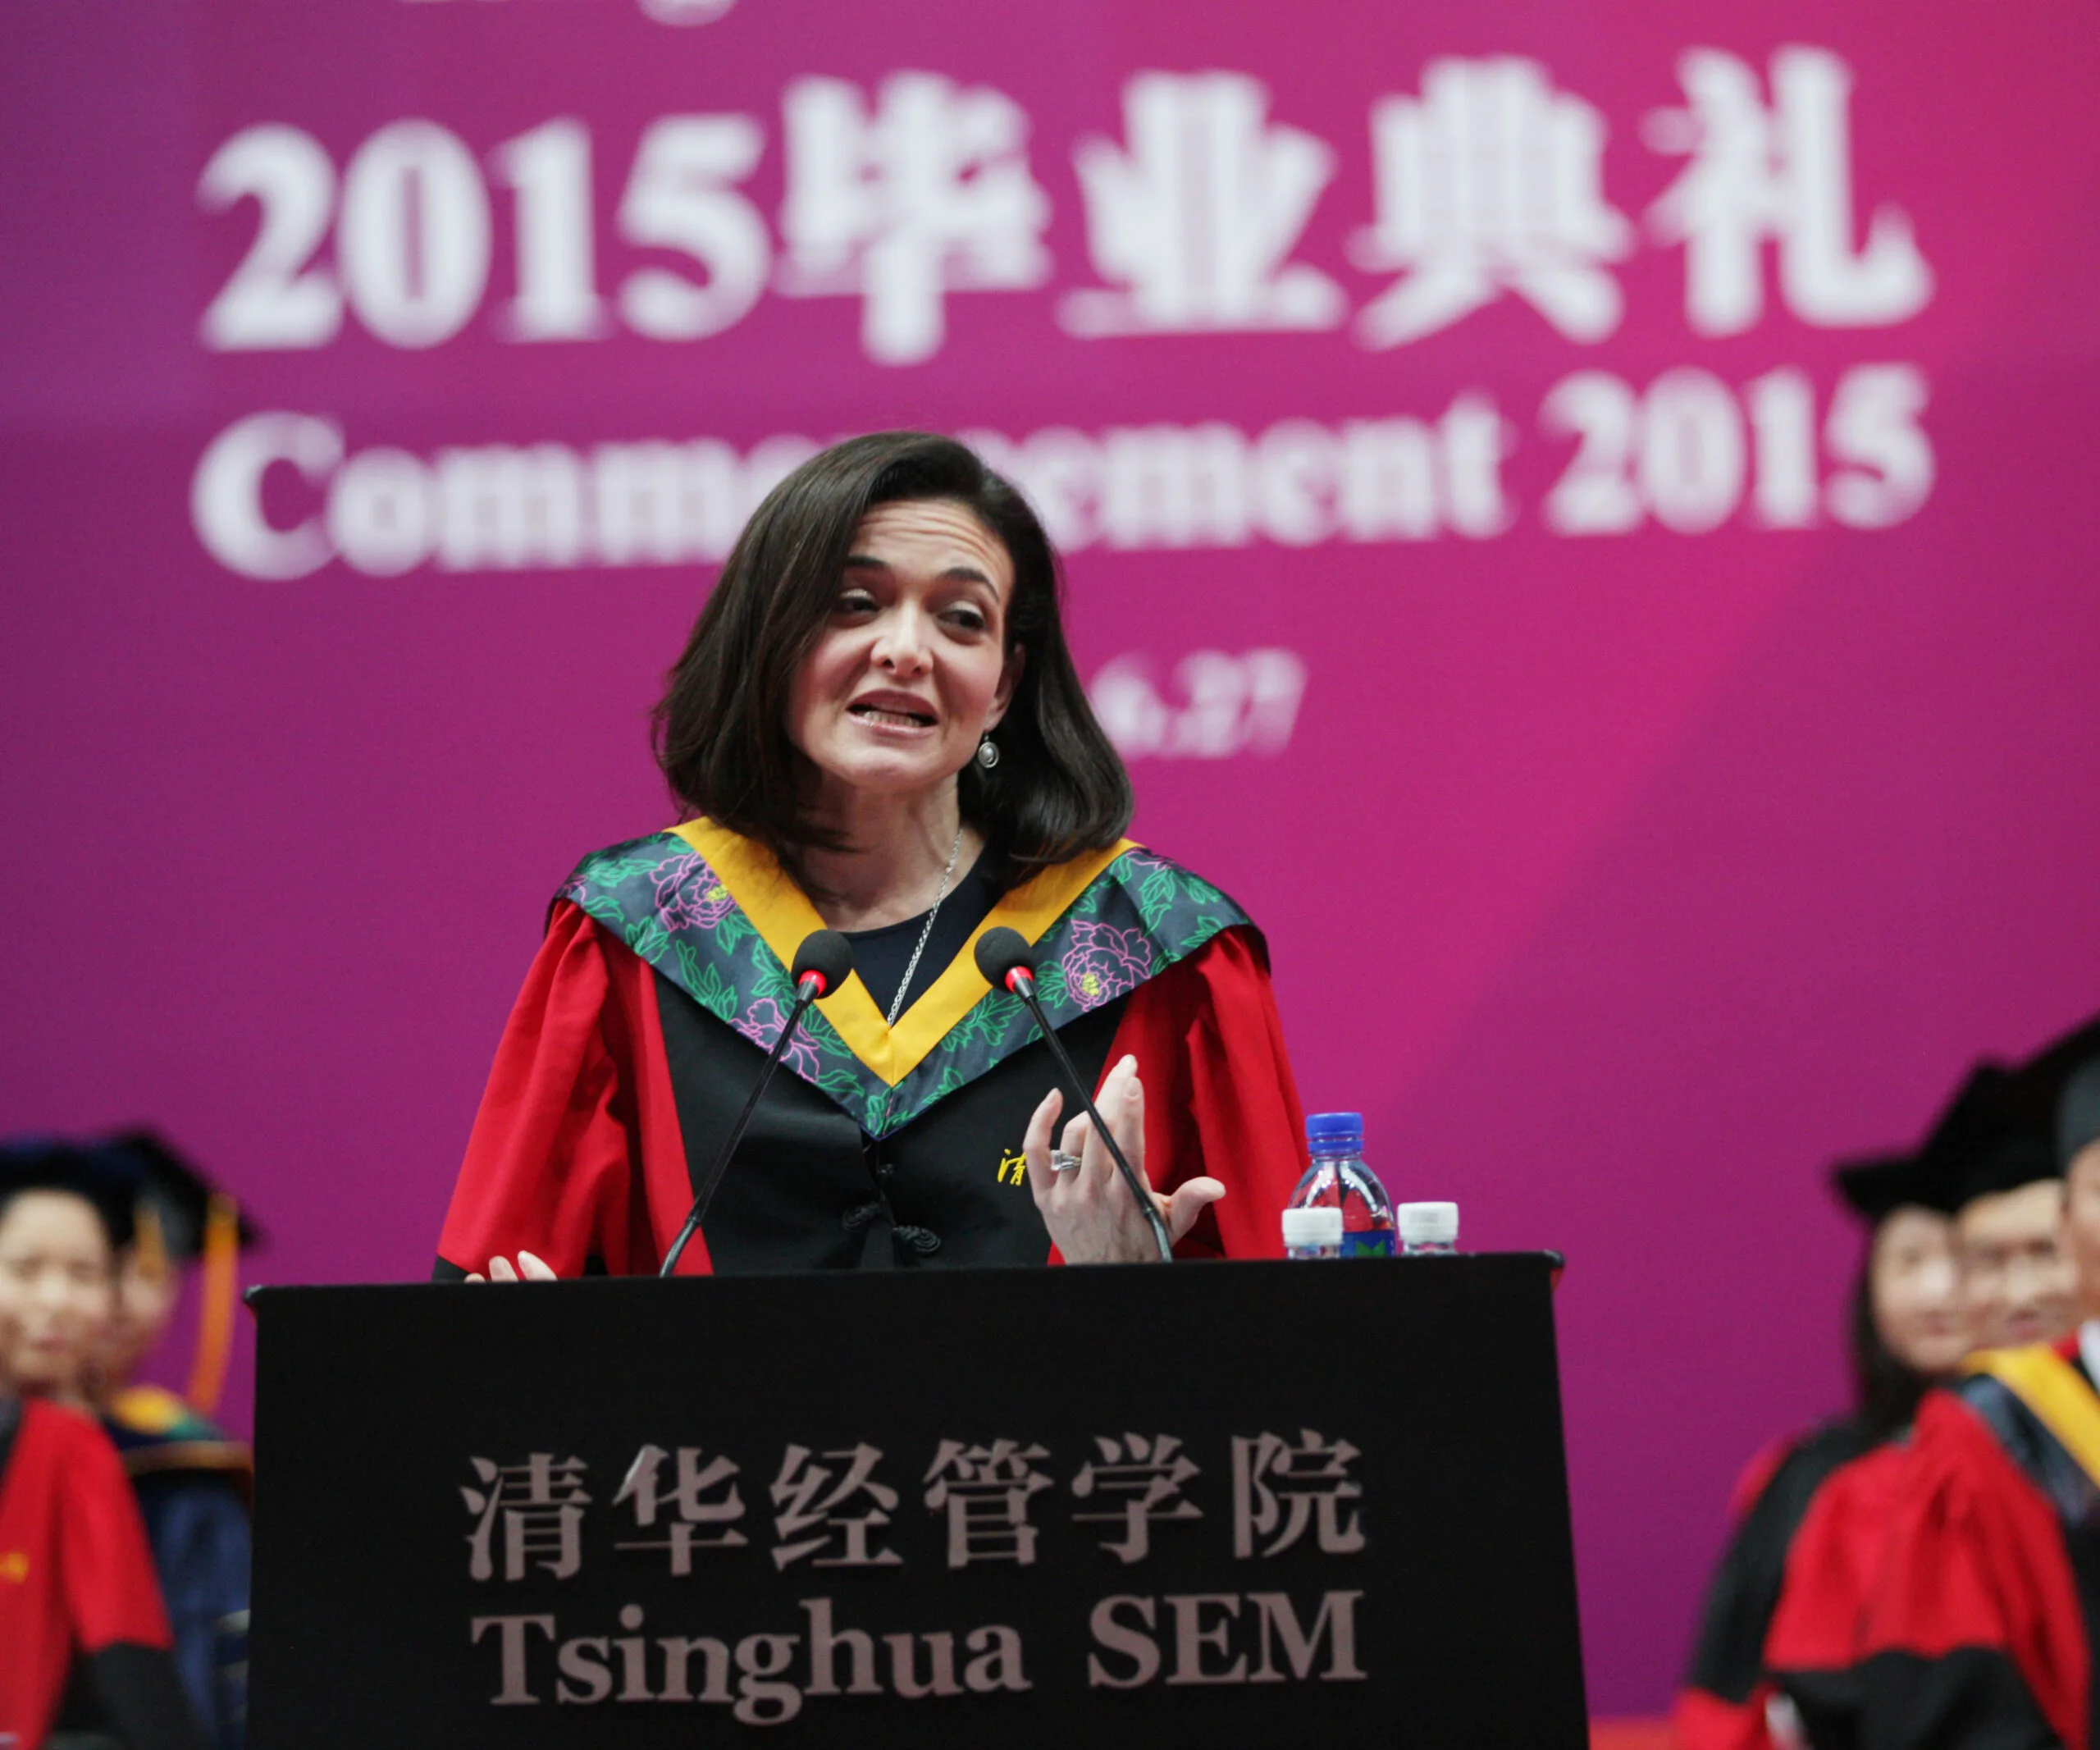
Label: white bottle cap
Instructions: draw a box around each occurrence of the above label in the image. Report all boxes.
[1397,1202,1459,1247]
[1281,1205,1344,1249]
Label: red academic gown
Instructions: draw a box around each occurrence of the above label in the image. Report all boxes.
[1676,1418,1889,1750]
[439,846,1308,1277]
[1769,1339,2099,1750]
[0,1396,176,1750]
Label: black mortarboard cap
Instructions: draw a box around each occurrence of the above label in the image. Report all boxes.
[1828,1021,2100,1222]
[92,1131,262,1260]
[0,1136,139,1250]
[1829,1150,1936,1222]
[1943,1131,2060,1209]
[1997,1012,2100,1154]
[1911,1063,2059,1212]
[2059,1057,2100,1174]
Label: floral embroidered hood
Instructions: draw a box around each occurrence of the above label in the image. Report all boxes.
[556,829,1254,1140]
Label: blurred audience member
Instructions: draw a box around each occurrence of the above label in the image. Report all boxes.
[1674,1148,1962,1750]
[0,1142,205,1750]
[90,1136,254,1750]
[1769,1027,2100,1748]
[1948,1126,2075,1350]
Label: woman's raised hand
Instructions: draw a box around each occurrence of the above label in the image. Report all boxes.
[1022,1054,1226,1263]
[464,1251,559,1282]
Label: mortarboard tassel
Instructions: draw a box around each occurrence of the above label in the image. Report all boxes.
[133,1200,170,1288]
[185,1191,240,1416]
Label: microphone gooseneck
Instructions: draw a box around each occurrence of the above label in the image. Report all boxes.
[974,927,1174,1263]
[660,928,855,1277]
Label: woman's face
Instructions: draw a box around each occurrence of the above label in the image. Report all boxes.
[0,1190,116,1400]
[1870,1203,1965,1378]
[788,499,1020,806]
[104,1249,180,1385]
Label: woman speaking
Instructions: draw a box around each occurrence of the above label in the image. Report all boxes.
[434,432,1308,1278]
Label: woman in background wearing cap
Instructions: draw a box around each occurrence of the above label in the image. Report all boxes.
[1674,1147,1964,1750]
[0,1142,207,1750]
[89,1135,253,1750]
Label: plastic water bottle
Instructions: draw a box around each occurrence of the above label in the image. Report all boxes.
[1285,1113,1396,1258]
[1281,1204,1344,1259]
[1398,1201,1459,1256]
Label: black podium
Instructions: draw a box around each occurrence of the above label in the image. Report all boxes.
[248,1255,1586,1746]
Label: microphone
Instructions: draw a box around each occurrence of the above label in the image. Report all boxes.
[660,929,855,1277]
[974,926,1173,1263]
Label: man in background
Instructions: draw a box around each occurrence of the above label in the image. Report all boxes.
[1952,1123,2076,1350]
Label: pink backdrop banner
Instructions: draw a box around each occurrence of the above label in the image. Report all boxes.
[5,0,2099,1711]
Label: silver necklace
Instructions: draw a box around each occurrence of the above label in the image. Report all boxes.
[885,824,965,1028]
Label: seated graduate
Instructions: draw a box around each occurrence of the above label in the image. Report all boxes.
[1674,1144,1964,1750]
[0,1142,206,1750]
[1947,1099,2077,1355]
[93,1135,257,1750]
[436,432,1308,1280]
[1766,1030,2100,1749]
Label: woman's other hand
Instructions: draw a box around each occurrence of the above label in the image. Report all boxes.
[464,1251,558,1282]
[1023,1055,1225,1263]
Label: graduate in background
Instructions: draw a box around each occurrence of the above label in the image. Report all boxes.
[1769,1022,2100,1749]
[0,1142,205,1750]
[92,1135,255,1750]
[1675,1145,1965,1750]
[1947,1107,2077,1354]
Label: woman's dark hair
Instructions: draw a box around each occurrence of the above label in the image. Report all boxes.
[0,1140,133,1254]
[653,432,1132,882]
[1847,1261,1930,1438]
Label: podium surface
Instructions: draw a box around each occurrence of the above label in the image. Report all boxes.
[249,1254,1585,1746]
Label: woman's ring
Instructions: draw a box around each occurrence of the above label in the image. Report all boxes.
[1049,1150,1084,1174]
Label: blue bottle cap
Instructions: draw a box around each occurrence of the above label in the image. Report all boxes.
[1305,1112,1364,1149]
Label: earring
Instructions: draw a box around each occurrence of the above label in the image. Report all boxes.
[975,734,1000,769]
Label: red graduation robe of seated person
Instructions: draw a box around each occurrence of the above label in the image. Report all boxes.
[1769,1335,2100,1750]
[438,824,1308,1277]
[1675,1416,1890,1750]
[0,1395,176,1750]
